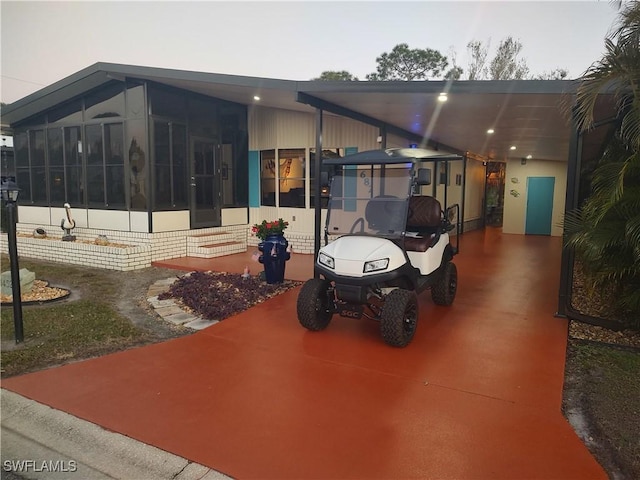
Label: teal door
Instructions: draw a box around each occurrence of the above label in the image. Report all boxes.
[525,177,555,235]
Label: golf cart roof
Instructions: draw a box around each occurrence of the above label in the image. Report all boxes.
[322,148,463,166]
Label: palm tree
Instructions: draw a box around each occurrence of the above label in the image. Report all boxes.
[564,2,640,323]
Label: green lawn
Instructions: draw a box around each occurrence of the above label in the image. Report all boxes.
[1,300,149,377]
[0,255,156,377]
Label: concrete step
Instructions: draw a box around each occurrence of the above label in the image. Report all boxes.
[187,231,236,247]
[187,240,247,259]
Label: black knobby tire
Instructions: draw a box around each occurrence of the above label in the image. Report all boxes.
[431,261,457,306]
[297,278,333,331]
[380,289,418,347]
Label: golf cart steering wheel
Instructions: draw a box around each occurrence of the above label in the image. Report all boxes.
[350,218,365,234]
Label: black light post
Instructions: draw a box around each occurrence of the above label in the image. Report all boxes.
[1,179,23,343]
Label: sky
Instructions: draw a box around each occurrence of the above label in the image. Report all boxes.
[0,0,621,105]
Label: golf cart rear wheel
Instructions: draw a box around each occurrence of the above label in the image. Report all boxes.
[431,261,457,306]
[380,289,418,347]
[297,278,333,331]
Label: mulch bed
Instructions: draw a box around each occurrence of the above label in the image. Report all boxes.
[158,271,301,322]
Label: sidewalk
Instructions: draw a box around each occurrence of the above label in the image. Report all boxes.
[1,389,230,480]
[1,230,607,479]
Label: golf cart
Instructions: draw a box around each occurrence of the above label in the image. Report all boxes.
[296,148,461,347]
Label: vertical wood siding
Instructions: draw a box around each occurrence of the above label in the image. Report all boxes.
[249,106,379,151]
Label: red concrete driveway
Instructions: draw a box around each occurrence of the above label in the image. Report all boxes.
[2,229,606,479]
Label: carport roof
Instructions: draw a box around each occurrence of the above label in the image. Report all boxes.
[0,62,602,162]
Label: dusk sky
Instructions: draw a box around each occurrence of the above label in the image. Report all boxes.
[1,1,620,104]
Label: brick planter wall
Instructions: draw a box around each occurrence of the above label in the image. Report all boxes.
[1,224,250,271]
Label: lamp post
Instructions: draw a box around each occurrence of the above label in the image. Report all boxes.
[1,179,23,343]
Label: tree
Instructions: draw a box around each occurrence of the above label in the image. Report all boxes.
[535,68,569,80]
[488,36,530,80]
[366,43,449,81]
[444,47,464,80]
[313,71,359,81]
[563,1,640,322]
[466,40,489,80]
[466,37,530,80]
[444,66,464,80]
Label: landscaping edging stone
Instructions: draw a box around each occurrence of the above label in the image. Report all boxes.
[146,278,219,331]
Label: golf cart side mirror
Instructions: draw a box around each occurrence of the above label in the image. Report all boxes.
[417,168,431,186]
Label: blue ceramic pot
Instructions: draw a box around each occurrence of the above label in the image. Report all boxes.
[258,234,291,284]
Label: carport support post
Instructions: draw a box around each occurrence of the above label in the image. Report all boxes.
[313,107,323,276]
[556,115,582,318]
[461,155,467,234]
[378,127,387,149]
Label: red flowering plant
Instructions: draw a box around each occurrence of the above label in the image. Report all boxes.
[251,218,289,241]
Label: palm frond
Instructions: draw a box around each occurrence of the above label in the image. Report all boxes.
[625,212,640,255]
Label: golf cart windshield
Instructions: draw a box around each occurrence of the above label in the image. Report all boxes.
[326,163,413,237]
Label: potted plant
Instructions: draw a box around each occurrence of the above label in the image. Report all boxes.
[251,218,289,241]
[252,218,291,284]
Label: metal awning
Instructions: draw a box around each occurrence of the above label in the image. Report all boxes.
[1,62,604,164]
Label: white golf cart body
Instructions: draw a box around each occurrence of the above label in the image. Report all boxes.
[297,148,460,347]
[320,233,450,277]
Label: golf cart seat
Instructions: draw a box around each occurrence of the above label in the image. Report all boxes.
[365,195,406,233]
[404,195,443,252]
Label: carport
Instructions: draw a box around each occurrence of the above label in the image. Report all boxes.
[1,64,616,317]
[63,65,610,320]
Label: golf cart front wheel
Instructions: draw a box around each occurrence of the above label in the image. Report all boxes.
[297,278,333,331]
[380,289,418,347]
[431,261,457,306]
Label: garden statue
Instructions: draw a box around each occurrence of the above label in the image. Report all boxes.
[60,203,76,241]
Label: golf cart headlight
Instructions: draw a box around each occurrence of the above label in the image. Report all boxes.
[318,252,335,269]
[364,258,389,273]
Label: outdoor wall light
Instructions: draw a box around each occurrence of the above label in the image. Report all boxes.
[510,146,517,151]
[253,95,261,101]
[438,93,448,102]
[487,129,495,134]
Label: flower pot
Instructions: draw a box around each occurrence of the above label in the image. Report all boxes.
[258,234,291,284]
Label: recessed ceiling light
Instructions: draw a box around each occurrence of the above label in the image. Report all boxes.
[487,129,494,134]
[253,95,261,101]
[510,146,517,150]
